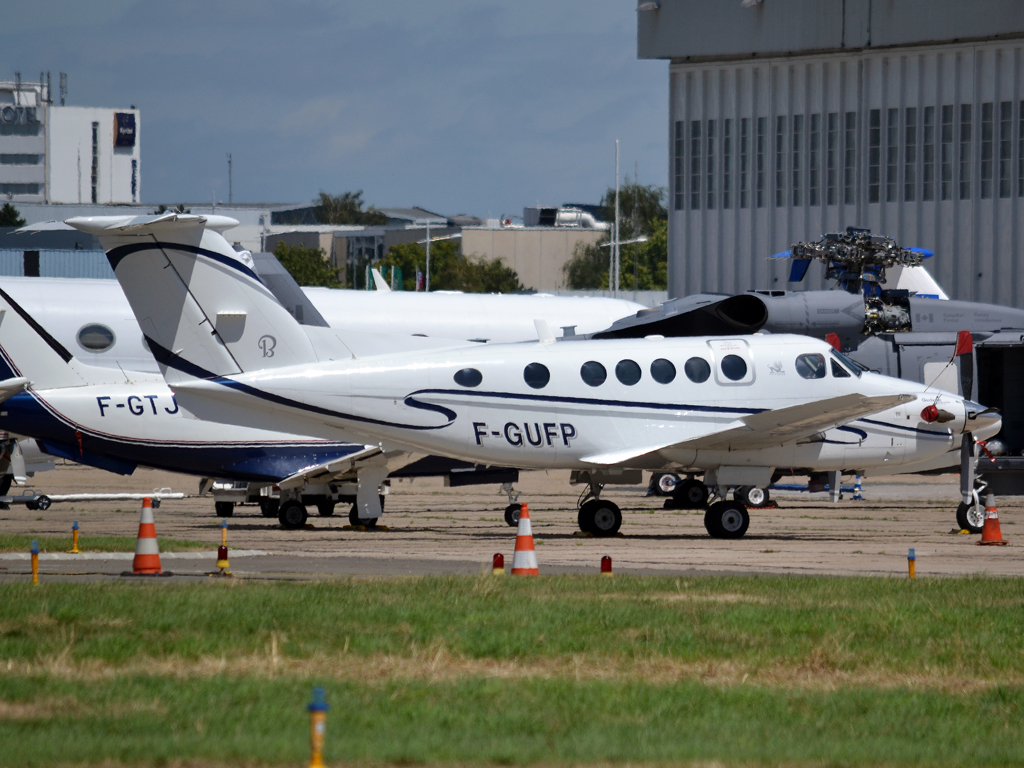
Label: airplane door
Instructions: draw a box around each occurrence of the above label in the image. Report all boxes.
[706,339,755,386]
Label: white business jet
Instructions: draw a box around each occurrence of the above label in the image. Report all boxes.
[71,213,1000,539]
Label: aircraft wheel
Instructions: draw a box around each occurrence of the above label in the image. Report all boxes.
[673,479,709,509]
[348,505,378,528]
[735,486,769,507]
[956,501,986,534]
[652,473,680,496]
[504,503,523,527]
[704,501,750,539]
[278,500,308,529]
[259,498,279,518]
[214,501,234,517]
[578,499,621,537]
[316,499,336,517]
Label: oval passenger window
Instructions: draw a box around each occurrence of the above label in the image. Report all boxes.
[77,324,115,352]
[453,368,482,387]
[523,362,550,389]
[795,353,827,380]
[684,357,711,383]
[721,354,748,381]
[650,358,676,384]
[580,361,607,387]
[615,359,641,386]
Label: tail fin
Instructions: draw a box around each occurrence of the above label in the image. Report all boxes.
[66,214,319,382]
[0,284,125,389]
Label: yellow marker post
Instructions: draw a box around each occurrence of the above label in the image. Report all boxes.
[30,540,39,585]
[68,521,80,554]
[908,548,916,579]
[307,687,329,768]
[210,519,232,577]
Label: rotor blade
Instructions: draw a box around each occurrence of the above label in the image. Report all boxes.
[956,329,974,398]
[908,247,934,259]
[960,434,976,505]
[788,259,812,282]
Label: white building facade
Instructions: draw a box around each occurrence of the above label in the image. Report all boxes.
[639,0,1024,307]
[0,78,140,205]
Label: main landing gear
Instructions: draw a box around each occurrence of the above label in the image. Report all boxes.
[349,495,385,528]
[576,478,622,538]
[703,500,750,539]
[669,476,710,509]
[663,475,756,539]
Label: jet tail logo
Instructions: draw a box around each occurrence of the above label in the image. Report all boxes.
[258,335,277,358]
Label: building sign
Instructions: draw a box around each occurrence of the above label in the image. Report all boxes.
[0,106,42,125]
[114,112,136,148]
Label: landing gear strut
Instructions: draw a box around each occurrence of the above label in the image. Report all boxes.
[576,479,621,537]
[501,482,523,527]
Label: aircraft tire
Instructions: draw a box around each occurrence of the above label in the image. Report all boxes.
[278,501,308,529]
[578,499,621,537]
[316,499,336,517]
[673,479,709,509]
[34,495,51,511]
[214,501,234,517]
[736,486,769,507]
[652,473,680,496]
[704,501,750,539]
[504,503,523,527]
[259,498,279,518]
[956,501,985,534]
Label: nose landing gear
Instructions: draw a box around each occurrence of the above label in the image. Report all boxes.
[576,479,621,537]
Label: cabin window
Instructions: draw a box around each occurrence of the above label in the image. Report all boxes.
[830,359,851,378]
[453,368,482,387]
[721,354,748,381]
[795,353,827,379]
[615,359,642,386]
[77,324,115,352]
[580,361,606,387]
[684,357,711,383]
[650,358,676,384]
[523,362,550,389]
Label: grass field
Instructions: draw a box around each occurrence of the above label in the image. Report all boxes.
[0,533,209,553]
[2,575,1023,766]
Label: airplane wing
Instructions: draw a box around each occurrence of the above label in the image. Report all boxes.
[0,377,30,405]
[275,445,385,489]
[581,392,916,465]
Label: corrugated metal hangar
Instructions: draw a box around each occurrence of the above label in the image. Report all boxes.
[639,0,1024,306]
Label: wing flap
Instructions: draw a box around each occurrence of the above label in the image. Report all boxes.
[277,446,384,489]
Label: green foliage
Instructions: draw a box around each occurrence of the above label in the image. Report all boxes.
[314,190,388,225]
[0,533,205,553]
[151,204,190,215]
[272,242,341,288]
[0,202,26,227]
[562,181,668,291]
[380,240,523,293]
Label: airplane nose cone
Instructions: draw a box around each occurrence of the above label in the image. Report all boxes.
[964,400,1002,434]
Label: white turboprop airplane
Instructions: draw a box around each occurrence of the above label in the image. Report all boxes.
[72,213,1001,539]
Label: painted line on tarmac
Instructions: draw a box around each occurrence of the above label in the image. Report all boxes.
[0,550,267,561]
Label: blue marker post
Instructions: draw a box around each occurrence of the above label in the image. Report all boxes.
[307,687,329,768]
[68,521,80,554]
[908,548,916,579]
[30,539,39,585]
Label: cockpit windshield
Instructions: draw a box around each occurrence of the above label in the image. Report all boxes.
[830,349,863,378]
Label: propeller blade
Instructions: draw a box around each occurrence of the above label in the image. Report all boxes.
[956,329,974,398]
[769,250,792,259]
[960,434,976,505]
[788,258,811,282]
[908,247,934,259]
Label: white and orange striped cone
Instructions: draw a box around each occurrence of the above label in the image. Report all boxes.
[977,493,1008,546]
[511,503,539,576]
[122,497,172,577]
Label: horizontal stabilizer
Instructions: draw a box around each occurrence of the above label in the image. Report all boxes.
[66,213,239,234]
[0,377,29,404]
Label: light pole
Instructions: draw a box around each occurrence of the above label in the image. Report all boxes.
[613,140,620,297]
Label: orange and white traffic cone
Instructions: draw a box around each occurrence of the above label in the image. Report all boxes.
[510,503,539,576]
[122,497,172,576]
[977,493,1008,546]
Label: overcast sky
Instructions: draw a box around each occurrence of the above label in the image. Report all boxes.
[2,1,667,217]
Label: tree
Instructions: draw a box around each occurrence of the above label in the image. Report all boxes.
[379,240,523,293]
[562,181,668,290]
[314,191,388,226]
[273,242,341,288]
[0,203,26,227]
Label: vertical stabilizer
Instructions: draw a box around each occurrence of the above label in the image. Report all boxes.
[66,215,319,381]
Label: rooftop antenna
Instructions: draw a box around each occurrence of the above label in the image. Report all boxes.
[614,139,620,297]
[14,72,20,101]
[59,73,67,106]
[46,71,52,104]
[227,153,233,204]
